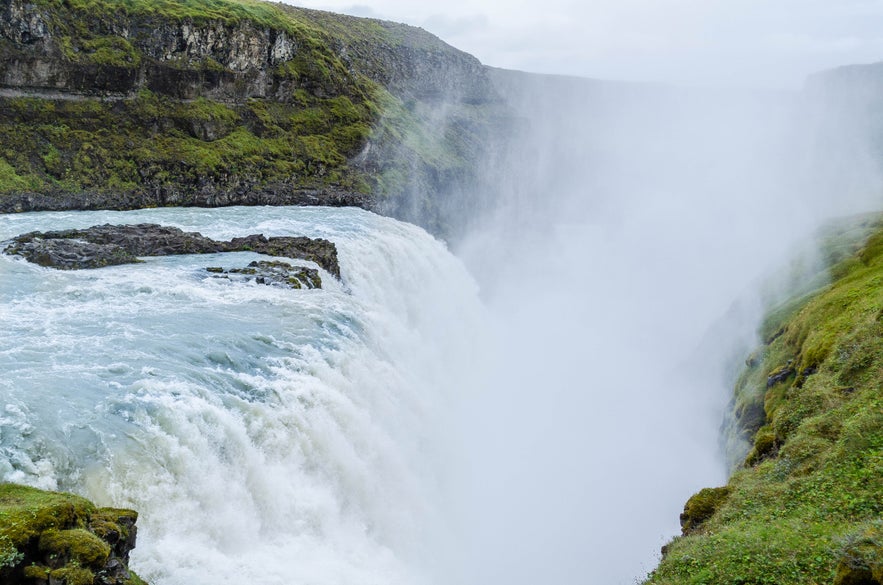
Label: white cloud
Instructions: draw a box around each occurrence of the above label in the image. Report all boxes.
[285,0,883,87]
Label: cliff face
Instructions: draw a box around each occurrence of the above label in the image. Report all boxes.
[0,0,503,234]
[0,0,492,103]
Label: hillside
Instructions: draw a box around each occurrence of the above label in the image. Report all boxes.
[0,0,504,233]
[648,215,883,584]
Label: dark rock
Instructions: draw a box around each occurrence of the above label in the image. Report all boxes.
[258,236,340,279]
[735,400,766,437]
[3,237,139,269]
[211,260,322,289]
[3,223,341,278]
[21,224,226,256]
[766,365,795,388]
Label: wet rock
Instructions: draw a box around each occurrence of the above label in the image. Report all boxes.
[4,237,139,269]
[223,233,340,277]
[4,223,341,278]
[18,224,226,256]
[210,260,322,289]
[258,236,340,278]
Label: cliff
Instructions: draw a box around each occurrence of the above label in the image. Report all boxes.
[0,483,145,585]
[0,0,504,234]
[647,214,883,584]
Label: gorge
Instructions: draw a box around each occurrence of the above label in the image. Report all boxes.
[1,1,883,584]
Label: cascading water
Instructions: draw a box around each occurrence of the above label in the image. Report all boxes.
[0,206,485,585]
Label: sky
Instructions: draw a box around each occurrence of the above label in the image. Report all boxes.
[286,0,883,88]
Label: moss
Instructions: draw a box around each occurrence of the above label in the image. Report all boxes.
[745,424,778,465]
[22,564,51,579]
[834,522,883,585]
[679,487,731,534]
[49,566,96,585]
[125,572,150,585]
[0,158,42,192]
[0,484,95,556]
[80,36,141,67]
[0,484,143,584]
[39,528,111,568]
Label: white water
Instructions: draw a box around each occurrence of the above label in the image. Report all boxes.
[0,206,485,585]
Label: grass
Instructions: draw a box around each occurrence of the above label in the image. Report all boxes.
[647,215,883,585]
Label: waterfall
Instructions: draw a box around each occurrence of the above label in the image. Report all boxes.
[0,206,484,585]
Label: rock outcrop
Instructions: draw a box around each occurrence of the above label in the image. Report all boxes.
[0,483,145,585]
[3,223,340,278]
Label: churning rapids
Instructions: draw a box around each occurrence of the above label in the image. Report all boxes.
[0,206,485,585]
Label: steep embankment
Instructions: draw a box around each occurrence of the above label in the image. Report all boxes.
[648,215,883,584]
[0,0,502,233]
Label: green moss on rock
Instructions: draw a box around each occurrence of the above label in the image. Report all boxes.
[679,487,731,535]
[834,522,883,585]
[39,528,111,568]
[0,483,147,585]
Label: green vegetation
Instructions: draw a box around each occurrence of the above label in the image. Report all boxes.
[0,483,144,584]
[647,216,883,584]
[0,0,495,228]
[0,89,377,199]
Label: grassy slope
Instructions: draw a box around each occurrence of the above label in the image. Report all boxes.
[0,0,483,214]
[647,218,883,584]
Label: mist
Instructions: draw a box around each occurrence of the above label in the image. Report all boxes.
[434,72,883,583]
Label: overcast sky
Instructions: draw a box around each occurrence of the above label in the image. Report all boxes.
[287,0,883,88]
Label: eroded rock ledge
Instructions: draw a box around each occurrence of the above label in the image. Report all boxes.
[0,483,146,585]
[3,223,340,278]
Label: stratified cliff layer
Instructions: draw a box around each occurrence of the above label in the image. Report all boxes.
[0,483,145,585]
[0,0,503,233]
[647,216,883,584]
